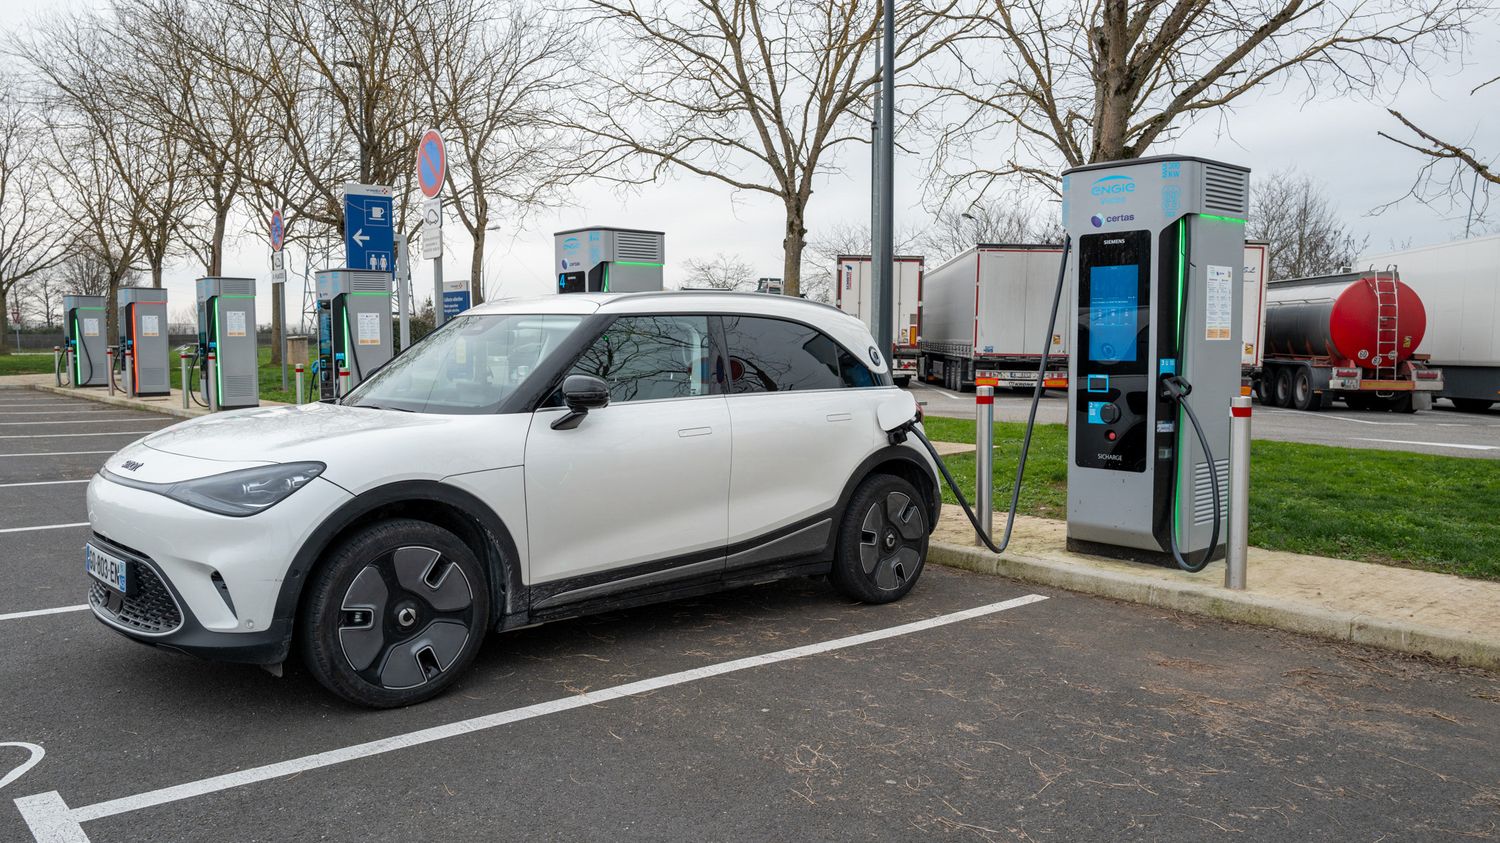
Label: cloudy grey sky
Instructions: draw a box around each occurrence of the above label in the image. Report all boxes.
[10,0,1499,326]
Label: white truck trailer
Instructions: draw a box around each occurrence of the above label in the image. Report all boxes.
[1359,235,1500,411]
[834,255,924,387]
[917,244,1068,391]
[1242,240,1269,393]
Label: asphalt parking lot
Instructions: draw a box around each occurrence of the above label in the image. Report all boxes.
[911,382,1500,459]
[3,386,1499,842]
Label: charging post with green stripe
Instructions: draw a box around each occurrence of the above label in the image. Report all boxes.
[1060,156,1249,569]
[553,227,665,294]
[315,268,393,398]
[195,278,260,409]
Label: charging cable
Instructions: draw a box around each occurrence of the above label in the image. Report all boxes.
[1160,375,1223,573]
[889,236,1072,556]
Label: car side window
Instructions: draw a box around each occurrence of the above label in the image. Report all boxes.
[720,315,875,393]
[568,315,713,402]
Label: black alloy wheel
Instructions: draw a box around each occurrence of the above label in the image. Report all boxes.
[831,474,928,604]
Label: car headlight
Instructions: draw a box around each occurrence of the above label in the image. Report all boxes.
[106,462,326,517]
[165,462,326,517]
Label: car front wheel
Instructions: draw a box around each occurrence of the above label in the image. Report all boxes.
[830,474,929,604]
[301,518,490,708]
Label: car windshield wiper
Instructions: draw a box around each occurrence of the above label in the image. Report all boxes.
[357,403,414,412]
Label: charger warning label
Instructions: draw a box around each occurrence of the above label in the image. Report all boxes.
[1205,264,1233,341]
[357,312,381,346]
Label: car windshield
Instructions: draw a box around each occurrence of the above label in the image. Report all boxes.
[345,313,583,414]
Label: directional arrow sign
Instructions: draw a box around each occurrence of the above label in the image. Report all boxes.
[342,183,394,271]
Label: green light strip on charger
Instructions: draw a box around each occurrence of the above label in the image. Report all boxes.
[212,299,224,402]
[1199,213,1246,225]
[72,316,82,385]
[1173,218,1187,544]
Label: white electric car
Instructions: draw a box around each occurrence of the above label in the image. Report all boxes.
[86,292,940,706]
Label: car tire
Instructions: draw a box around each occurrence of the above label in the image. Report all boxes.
[300,518,490,708]
[829,474,929,604]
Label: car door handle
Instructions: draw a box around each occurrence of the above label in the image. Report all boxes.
[678,426,713,438]
[826,413,852,423]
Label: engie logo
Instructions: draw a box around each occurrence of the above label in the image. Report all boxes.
[1091,175,1135,196]
[562,237,580,251]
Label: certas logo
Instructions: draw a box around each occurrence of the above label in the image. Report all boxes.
[1092,213,1135,227]
[1091,174,1135,205]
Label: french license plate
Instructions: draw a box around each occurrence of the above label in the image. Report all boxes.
[85,543,129,594]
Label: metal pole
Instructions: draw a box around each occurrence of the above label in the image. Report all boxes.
[180,352,190,410]
[433,255,445,328]
[396,234,411,350]
[280,282,288,392]
[52,346,61,385]
[975,385,994,545]
[870,0,895,364]
[207,351,219,412]
[106,348,115,396]
[1226,395,1252,590]
[295,363,305,404]
[65,347,75,388]
[123,347,133,398]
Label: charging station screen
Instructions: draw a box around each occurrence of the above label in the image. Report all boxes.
[1089,265,1139,362]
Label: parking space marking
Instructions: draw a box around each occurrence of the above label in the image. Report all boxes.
[0,523,88,535]
[1356,437,1498,452]
[0,431,161,440]
[0,606,88,623]
[0,480,90,489]
[0,452,116,459]
[0,412,137,417]
[0,420,155,427]
[13,594,1048,842]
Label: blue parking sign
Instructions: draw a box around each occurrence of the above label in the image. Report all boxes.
[343,183,394,272]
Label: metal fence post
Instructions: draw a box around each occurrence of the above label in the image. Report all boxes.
[180,352,190,410]
[207,351,219,412]
[295,364,304,405]
[106,348,115,396]
[1226,395,1252,590]
[975,385,994,546]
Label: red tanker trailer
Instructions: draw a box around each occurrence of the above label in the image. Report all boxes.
[1258,269,1444,412]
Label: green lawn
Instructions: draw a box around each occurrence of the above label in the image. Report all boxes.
[0,352,60,376]
[167,346,299,405]
[920,415,1500,581]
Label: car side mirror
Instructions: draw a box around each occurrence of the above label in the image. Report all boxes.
[551,374,610,430]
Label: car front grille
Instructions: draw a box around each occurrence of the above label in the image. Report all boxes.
[89,554,183,635]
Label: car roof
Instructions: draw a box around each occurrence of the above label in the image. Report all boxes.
[468,292,885,370]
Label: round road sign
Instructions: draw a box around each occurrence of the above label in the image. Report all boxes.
[270,210,285,252]
[417,129,446,198]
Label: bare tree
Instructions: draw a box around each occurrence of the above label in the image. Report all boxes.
[0,74,65,351]
[930,0,1484,199]
[680,253,758,290]
[1248,168,1367,280]
[802,220,922,303]
[920,195,1062,262]
[403,0,589,304]
[571,0,964,296]
[1378,75,1499,233]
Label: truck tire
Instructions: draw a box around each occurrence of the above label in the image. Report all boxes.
[1452,398,1495,413]
[1253,375,1271,405]
[1344,393,1373,411]
[1273,368,1294,408]
[1292,368,1320,411]
[894,376,911,389]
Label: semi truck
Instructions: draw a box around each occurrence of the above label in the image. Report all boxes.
[1359,235,1500,411]
[1241,241,1269,393]
[834,255,923,386]
[917,244,1068,392]
[1259,269,1443,412]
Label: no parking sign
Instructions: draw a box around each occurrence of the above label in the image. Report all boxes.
[417,129,446,198]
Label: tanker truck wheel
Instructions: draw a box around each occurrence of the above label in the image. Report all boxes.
[1273,368,1294,408]
[1292,369,1320,411]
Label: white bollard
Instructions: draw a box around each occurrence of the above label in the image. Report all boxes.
[295,364,305,405]
[52,346,61,386]
[1226,395,1252,590]
[180,352,190,410]
[65,347,75,388]
[106,348,115,396]
[123,347,134,397]
[975,385,994,546]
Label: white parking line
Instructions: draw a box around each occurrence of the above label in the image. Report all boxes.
[0,605,88,622]
[0,431,160,440]
[0,523,88,535]
[0,420,147,426]
[0,480,90,489]
[0,451,116,459]
[1356,437,1499,452]
[0,411,135,417]
[14,594,1049,841]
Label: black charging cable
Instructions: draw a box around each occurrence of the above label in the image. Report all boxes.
[1160,375,1222,573]
[889,236,1072,556]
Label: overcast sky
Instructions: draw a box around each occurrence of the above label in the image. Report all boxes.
[10,0,1499,328]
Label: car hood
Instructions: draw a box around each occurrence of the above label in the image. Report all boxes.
[142,402,531,490]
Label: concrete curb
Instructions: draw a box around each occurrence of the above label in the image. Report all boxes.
[929,541,1500,672]
[33,384,211,419]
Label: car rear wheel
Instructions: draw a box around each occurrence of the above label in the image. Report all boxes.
[301,518,489,708]
[830,474,928,604]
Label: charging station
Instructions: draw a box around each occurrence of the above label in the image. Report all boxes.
[1061,156,1249,567]
[316,268,393,398]
[195,277,259,409]
[117,287,170,396]
[63,295,108,387]
[554,227,664,293]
